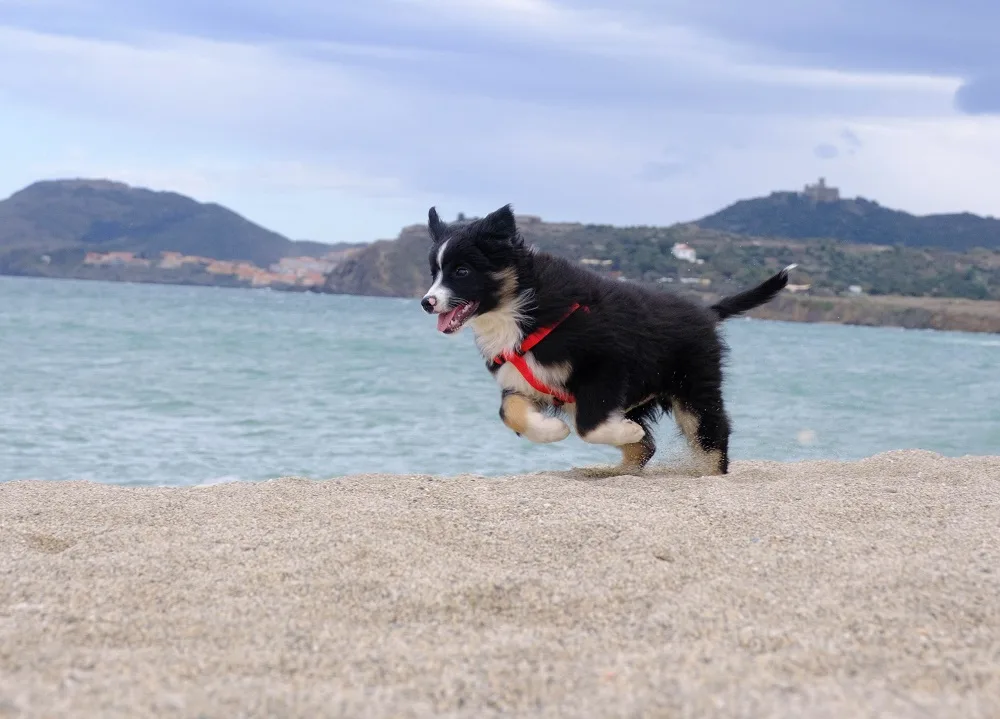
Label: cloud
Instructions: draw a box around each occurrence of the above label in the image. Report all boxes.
[557,0,998,116]
[0,0,998,242]
[814,144,839,160]
[637,161,688,183]
[955,75,1000,115]
[840,129,863,148]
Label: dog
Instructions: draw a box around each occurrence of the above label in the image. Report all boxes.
[420,203,793,475]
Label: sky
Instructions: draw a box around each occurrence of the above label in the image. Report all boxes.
[1,0,998,244]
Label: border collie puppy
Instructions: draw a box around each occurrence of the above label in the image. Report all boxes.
[420,204,793,475]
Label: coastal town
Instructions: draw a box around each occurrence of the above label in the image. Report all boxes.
[82,246,361,289]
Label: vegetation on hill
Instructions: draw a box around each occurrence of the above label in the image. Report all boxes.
[0,179,336,270]
[696,191,1000,252]
[323,213,1000,333]
[324,215,1000,302]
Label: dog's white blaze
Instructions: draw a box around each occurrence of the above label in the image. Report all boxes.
[436,240,449,269]
[423,240,452,310]
[424,274,452,310]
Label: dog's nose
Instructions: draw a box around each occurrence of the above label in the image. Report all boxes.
[421,296,436,313]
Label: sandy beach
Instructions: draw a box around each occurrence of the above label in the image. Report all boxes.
[2,450,999,718]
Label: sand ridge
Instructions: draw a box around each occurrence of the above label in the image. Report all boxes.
[2,449,999,718]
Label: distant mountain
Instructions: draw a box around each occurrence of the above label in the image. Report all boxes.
[0,179,335,267]
[323,209,1000,305]
[696,190,1000,251]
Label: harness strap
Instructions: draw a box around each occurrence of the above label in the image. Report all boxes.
[493,303,586,406]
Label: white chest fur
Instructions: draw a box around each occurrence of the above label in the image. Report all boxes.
[494,355,573,408]
[469,311,522,360]
[469,290,572,408]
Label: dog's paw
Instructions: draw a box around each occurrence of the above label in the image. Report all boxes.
[521,416,571,443]
[582,418,646,446]
[620,420,646,445]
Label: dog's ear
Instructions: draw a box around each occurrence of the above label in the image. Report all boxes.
[482,204,516,237]
[428,206,447,242]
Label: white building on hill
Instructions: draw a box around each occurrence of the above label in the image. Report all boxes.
[671,243,697,263]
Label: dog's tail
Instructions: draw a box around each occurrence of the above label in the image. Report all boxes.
[709,264,796,321]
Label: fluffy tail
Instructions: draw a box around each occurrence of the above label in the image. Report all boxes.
[710,264,796,321]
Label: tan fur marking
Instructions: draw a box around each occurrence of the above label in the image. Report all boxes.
[494,268,518,304]
[620,440,655,470]
[500,393,570,443]
[697,449,725,476]
[626,395,656,413]
[672,400,700,440]
[671,399,724,475]
[500,393,534,435]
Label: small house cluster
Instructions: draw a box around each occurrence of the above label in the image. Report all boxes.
[82,249,353,288]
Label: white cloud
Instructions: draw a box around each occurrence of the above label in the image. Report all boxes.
[23,158,412,200]
[392,0,960,95]
[1,3,998,242]
[0,27,371,125]
[12,151,435,243]
[834,116,1000,216]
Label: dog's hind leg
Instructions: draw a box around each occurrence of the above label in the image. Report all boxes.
[619,433,656,472]
[573,376,646,447]
[670,394,730,475]
[618,403,658,472]
[499,390,570,443]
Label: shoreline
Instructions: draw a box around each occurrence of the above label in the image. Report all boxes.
[5,271,1000,334]
[4,450,999,717]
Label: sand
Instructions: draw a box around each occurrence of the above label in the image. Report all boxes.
[2,450,999,718]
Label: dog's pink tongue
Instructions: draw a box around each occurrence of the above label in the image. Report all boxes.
[437,307,459,332]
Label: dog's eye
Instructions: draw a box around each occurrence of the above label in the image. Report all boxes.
[453,266,470,278]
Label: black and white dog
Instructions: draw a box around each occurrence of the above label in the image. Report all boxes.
[420,204,792,475]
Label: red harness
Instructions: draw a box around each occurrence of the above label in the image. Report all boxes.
[492,303,587,406]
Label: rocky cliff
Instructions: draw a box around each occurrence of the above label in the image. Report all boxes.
[323,225,430,297]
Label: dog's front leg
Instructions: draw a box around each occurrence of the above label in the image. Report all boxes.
[499,390,570,443]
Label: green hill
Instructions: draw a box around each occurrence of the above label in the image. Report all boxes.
[323,214,1000,303]
[0,179,333,268]
[696,190,1000,251]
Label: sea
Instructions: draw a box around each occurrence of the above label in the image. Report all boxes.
[2,276,998,486]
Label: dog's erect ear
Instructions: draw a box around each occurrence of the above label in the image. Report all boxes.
[428,206,447,242]
[482,204,516,237]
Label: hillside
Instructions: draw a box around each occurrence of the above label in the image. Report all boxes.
[696,190,1000,252]
[0,179,335,270]
[324,213,1000,302]
[321,210,1000,332]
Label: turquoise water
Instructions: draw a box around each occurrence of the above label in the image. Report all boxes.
[2,276,998,486]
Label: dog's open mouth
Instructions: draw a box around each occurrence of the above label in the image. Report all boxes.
[437,301,480,334]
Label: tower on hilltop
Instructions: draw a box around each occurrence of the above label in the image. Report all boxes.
[803,177,840,203]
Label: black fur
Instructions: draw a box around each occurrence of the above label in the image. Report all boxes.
[421,204,792,474]
[710,267,794,320]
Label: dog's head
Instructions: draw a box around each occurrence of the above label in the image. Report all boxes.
[420,204,528,334]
